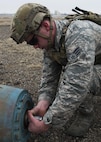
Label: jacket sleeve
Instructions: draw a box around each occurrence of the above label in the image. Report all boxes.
[43,21,96,127]
[38,50,62,104]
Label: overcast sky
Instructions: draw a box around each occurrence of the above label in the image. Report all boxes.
[1,0,101,14]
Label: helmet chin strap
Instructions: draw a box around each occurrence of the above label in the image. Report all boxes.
[35,19,53,49]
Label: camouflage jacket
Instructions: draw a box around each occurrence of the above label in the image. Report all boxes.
[38,19,101,127]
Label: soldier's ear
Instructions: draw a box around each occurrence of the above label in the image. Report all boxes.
[42,20,50,31]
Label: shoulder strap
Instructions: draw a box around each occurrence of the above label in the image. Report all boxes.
[60,7,101,51]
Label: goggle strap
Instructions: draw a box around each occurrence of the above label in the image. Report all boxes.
[35,18,53,47]
[47,19,53,48]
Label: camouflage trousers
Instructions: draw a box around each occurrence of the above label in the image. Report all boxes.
[79,65,101,113]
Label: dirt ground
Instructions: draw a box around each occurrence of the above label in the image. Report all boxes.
[0,18,101,142]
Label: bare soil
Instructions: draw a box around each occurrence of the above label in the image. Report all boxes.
[0,19,101,142]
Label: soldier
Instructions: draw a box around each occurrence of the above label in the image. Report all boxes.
[10,3,101,137]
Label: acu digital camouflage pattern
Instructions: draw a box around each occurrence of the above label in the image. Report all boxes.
[38,19,101,127]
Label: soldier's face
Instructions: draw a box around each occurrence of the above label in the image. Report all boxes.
[25,22,51,49]
[25,34,38,46]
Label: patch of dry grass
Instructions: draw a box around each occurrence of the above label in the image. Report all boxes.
[0,17,12,25]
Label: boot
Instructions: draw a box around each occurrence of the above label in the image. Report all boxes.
[67,110,94,137]
[67,93,94,137]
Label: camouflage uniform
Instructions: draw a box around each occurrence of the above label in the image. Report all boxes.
[38,19,101,127]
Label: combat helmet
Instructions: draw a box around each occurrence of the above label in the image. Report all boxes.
[10,3,51,44]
